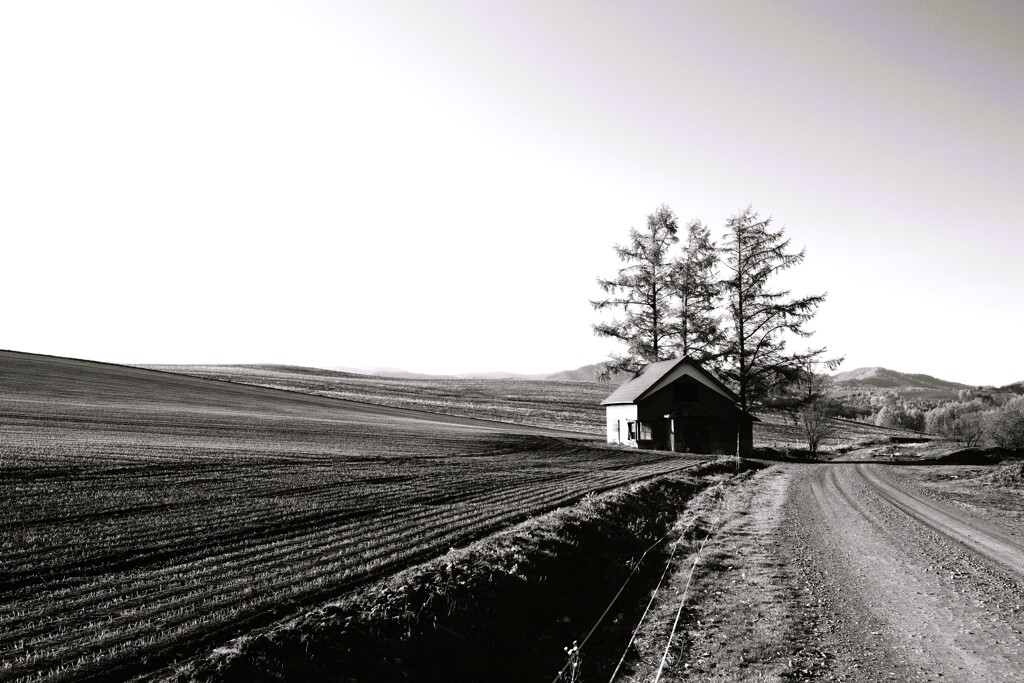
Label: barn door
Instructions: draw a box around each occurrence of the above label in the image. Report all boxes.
[675,417,719,454]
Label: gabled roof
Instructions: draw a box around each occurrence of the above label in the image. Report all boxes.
[600,356,740,406]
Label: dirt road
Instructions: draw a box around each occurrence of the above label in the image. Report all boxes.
[641,463,1024,682]
[784,463,1024,681]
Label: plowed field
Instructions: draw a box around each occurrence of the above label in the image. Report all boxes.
[144,363,611,435]
[0,352,703,683]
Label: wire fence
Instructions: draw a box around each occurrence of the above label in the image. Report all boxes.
[552,481,728,683]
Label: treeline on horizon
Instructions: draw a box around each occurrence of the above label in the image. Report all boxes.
[847,389,1024,449]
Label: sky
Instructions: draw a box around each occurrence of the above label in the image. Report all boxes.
[1,0,1021,385]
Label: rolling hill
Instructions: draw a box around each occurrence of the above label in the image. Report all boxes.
[146,362,611,434]
[330,366,551,380]
[543,361,632,383]
[999,381,1024,395]
[832,366,971,391]
[329,361,631,383]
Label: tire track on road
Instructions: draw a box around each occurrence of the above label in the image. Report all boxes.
[793,464,1024,682]
[856,464,1024,580]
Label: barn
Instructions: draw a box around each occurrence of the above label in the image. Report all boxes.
[602,356,757,457]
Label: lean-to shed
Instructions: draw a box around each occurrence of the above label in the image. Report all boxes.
[602,357,757,457]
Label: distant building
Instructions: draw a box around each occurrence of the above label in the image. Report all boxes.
[601,357,757,457]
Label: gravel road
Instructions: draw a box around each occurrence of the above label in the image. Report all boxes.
[784,462,1024,682]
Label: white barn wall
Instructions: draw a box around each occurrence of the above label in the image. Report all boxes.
[605,403,638,446]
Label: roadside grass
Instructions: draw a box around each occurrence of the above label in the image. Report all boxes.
[611,467,828,683]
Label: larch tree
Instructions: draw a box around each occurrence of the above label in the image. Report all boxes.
[719,206,838,412]
[592,204,679,376]
[672,219,725,364]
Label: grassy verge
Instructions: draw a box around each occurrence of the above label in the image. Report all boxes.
[610,466,827,682]
[165,460,759,683]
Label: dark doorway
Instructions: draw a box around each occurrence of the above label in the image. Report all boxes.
[673,416,719,453]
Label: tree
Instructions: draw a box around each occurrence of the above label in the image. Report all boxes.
[719,207,838,411]
[671,219,725,364]
[985,396,1024,449]
[925,401,959,436]
[954,412,985,447]
[873,399,924,431]
[874,403,905,429]
[796,365,835,455]
[925,398,987,440]
[592,205,679,376]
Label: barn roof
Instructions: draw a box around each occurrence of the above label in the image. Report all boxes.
[600,356,740,406]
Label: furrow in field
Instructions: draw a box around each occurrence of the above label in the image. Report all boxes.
[4,461,696,681]
[3,457,698,678]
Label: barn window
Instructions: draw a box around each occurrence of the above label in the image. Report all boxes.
[674,382,699,402]
[627,421,637,440]
[638,421,652,440]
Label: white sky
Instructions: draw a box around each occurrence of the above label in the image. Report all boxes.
[1,0,1021,385]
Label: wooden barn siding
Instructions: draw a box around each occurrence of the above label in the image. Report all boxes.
[637,379,740,455]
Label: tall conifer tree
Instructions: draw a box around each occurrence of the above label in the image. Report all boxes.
[592,205,679,376]
[672,219,724,364]
[719,207,836,411]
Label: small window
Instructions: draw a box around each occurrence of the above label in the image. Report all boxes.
[638,422,652,440]
[627,421,637,440]
[674,382,699,402]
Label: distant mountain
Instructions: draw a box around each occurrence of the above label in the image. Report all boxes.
[461,371,550,380]
[831,367,971,393]
[330,366,448,379]
[325,363,1015,398]
[544,362,632,383]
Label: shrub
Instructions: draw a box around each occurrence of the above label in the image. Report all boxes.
[984,396,1024,449]
[801,400,833,455]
